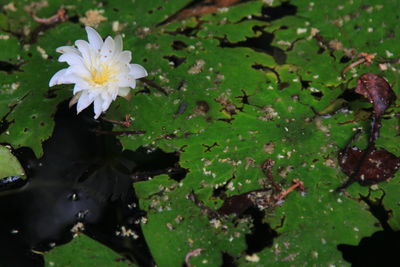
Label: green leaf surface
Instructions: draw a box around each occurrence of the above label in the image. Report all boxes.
[45,234,134,267]
[0,145,25,179]
[1,0,399,266]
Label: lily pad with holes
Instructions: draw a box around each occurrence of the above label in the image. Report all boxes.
[1,0,400,266]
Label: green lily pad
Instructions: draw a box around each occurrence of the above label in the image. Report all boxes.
[45,234,135,267]
[1,0,399,266]
[0,145,25,179]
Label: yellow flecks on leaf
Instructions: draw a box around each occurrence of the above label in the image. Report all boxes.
[209,218,221,229]
[36,46,48,59]
[11,82,20,90]
[245,254,260,262]
[112,20,127,32]
[329,39,343,51]
[135,27,151,38]
[188,59,205,74]
[315,117,330,136]
[79,9,107,27]
[277,40,291,46]
[263,0,274,5]
[379,63,388,71]
[24,0,47,13]
[296,28,307,35]
[310,27,320,37]
[264,142,275,154]
[324,158,336,168]
[385,50,393,57]
[3,2,16,12]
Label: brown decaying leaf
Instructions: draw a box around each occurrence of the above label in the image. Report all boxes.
[159,0,241,25]
[218,193,255,216]
[337,74,398,189]
[355,73,396,118]
[177,0,240,19]
[339,147,400,185]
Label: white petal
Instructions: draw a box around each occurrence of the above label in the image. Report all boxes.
[56,46,80,55]
[106,87,119,100]
[85,26,103,51]
[93,97,104,119]
[117,51,132,64]
[129,64,147,79]
[75,40,92,64]
[118,74,136,88]
[76,91,94,114]
[114,35,123,53]
[59,53,84,66]
[62,71,89,86]
[117,64,131,74]
[118,87,131,97]
[111,90,118,100]
[49,69,67,86]
[54,70,88,86]
[88,90,100,100]
[101,97,112,112]
[67,64,91,77]
[73,84,85,94]
[100,36,115,61]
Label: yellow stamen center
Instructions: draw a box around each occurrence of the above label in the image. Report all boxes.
[91,66,110,85]
[88,64,117,86]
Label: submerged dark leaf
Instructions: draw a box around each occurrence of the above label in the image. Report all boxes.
[339,146,400,185]
[355,73,396,117]
[338,74,399,189]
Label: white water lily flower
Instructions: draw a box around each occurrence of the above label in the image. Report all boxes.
[49,26,147,119]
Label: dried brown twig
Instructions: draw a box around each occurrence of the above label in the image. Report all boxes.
[101,114,132,128]
[341,52,375,79]
[32,8,68,25]
[185,248,203,267]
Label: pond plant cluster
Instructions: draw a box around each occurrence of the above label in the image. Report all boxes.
[1,0,400,266]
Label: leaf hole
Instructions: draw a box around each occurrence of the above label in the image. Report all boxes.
[279,82,290,90]
[172,40,188,50]
[201,142,218,152]
[163,55,186,68]
[300,80,310,89]
[338,230,400,267]
[44,89,57,98]
[221,252,237,267]
[245,207,278,254]
[0,61,21,74]
[340,55,352,64]
[220,30,287,65]
[311,91,323,100]
[127,147,188,182]
[259,1,298,22]
[194,100,210,115]
[68,15,80,23]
